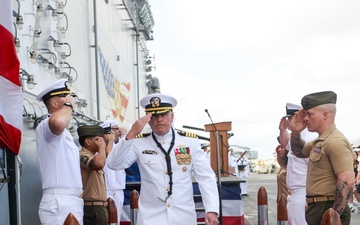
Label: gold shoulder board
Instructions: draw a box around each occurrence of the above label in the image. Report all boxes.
[135,132,151,139]
[177,130,197,138]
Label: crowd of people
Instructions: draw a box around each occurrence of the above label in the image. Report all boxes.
[35,79,360,225]
[35,79,220,225]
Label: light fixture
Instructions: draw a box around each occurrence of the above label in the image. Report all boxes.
[47,5,59,21]
[38,55,49,70]
[37,48,58,69]
[33,30,41,43]
[56,13,69,38]
[56,2,65,14]
[53,40,61,52]
[26,75,36,89]
[15,15,24,30]
[67,76,74,86]
[48,62,55,70]
[13,22,20,53]
[58,42,71,59]
[57,26,66,38]
[59,52,67,60]
[36,4,43,17]
[15,38,21,53]
[54,67,61,78]
[60,62,78,84]
[76,99,88,112]
[26,13,42,41]
[49,36,61,52]
[20,69,37,90]
[14,0,23,30]
[29,51,37,64]
[61,71,69,79]
[23,99,41,129]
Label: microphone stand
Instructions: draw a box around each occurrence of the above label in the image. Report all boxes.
[205,109,223,225]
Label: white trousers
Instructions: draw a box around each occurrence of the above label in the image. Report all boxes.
[240,180,248,194]
[287,188,307,225]
[107,189,124,224]
[39,193,84,225]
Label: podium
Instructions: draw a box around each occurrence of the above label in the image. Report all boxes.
[204,122,232,176]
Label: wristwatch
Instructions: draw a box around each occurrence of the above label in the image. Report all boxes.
[64,102,73,109]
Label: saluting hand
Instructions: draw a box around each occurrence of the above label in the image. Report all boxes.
[94,136,106,151]
[104,132,115,144]
[279,117,287,131]
[289,109,307,134]
[126,114,151,140]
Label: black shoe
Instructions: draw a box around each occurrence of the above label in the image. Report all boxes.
[241,194,249,196]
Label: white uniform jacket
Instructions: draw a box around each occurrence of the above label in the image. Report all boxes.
[107,130,219,225]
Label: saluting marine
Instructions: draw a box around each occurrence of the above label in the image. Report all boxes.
[107,93,219,225]
[78,125,108,225]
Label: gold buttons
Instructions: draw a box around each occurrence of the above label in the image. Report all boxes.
[166,203,170,207]
[166,187,170,191]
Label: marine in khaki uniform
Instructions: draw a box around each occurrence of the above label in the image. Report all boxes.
[107,93,219,225]
[78,125,108,225]
[289,91,354,225]
[275,143,288,203]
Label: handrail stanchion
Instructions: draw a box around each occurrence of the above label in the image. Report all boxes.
[320,208,341,225]
[257,186,268,225]
[63,212,80,225]
[107,197,118,225]
[130,189,139,225]
[277,193,287,225]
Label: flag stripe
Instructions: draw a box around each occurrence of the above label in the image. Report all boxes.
[0,0,23,155]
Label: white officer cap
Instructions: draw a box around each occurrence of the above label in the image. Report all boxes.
[285,102,302,117]
[100,119,119,129]
[36,79,71,102]
[140,93,177,115]
[100,119,119,133]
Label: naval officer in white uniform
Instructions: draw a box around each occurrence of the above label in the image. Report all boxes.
[101,119,127,224]
[107,93,219,225]
[279,102,317,225]
[36,79,83,225]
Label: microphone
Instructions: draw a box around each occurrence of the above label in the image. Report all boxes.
[205,109,209,116]
[204,109,213,122]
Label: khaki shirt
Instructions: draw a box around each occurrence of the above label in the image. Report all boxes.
[302,124,353,196]
[277,166,287,202]
[80,148,107,201]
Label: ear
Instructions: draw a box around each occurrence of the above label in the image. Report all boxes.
[49,97,62,110]
[323,111,328,120]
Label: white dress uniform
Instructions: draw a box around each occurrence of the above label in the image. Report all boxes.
[36,116,84,225]
[105,155,126,224]
[107,129,219,225]
[101,119,127,223]
[237,157,250,195]
[286,128,317,225]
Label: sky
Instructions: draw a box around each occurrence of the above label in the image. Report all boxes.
[147,0,360,159]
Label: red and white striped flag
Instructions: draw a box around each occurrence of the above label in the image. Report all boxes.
[0,0,23,155]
